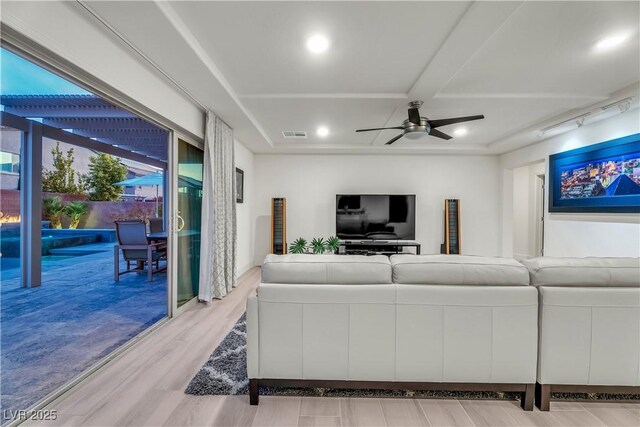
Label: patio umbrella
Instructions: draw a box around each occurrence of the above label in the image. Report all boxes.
[115,172,163,217]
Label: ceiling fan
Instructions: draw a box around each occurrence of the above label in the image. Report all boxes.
[356,100,485,145]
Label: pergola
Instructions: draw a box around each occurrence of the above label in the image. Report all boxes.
[1,95,168,164]
[0,95,169,287]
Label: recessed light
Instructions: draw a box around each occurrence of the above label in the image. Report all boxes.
[595,34,628,51]
[306,34,330,54]
[316,126,330,137]
[454,127,468,137]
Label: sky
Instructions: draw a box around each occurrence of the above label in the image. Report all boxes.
[0,48,90,95]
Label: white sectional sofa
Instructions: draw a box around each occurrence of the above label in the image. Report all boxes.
[521,257,640,410]
[247,254,538,410]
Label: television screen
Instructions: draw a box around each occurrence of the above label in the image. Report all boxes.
[549,133,640,213]
[336,194,416,240]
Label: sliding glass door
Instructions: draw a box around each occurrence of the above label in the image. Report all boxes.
[175,138,204,307]
[0,47,170,416]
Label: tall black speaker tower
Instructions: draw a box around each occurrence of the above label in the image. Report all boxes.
[441,199,461,255]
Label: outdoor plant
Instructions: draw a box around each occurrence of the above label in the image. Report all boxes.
[289,237,308,254]
[43,197,65,229]
[64,201,89,229]
[82,153,128,201]
[325,236,340,254]
[42,142,83,194]
[310,237,326,254]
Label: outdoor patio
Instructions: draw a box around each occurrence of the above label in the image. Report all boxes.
[0,242,167,413]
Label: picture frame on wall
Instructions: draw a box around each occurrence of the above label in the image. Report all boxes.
[236,167,244,203]
[548,133,640,213]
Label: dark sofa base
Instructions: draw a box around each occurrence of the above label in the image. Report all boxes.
[535,383,640,411]
[249,378,535,410]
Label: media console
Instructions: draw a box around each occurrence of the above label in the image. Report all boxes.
[338,240,421,256]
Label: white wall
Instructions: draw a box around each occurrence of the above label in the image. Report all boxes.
[512,166,531,260]
[500,109,640,258]
[235,140,255,275]
[253,154,501,264]
[512,162,545,260]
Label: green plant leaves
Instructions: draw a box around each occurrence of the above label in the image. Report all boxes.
[325,236,340,253]
[42,142,83,194]
[44,198,89,229]
[84,153,127,201]
[289,237,308,254]
[311,237,326,254]
[43,197,65,229]
[287,236,342,254]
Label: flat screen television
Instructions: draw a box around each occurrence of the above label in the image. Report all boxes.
[336,194,416,240]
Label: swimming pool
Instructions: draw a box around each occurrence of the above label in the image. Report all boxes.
[0,227,116,257]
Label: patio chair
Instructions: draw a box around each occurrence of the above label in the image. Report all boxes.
[147,217,167,256]
[114,220,166,282]
[148,218,164,233]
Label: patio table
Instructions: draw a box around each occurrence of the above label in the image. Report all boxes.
[147,230,200,240]
[147,232,168,240]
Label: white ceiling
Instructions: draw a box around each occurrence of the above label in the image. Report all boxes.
[84,1,640,155]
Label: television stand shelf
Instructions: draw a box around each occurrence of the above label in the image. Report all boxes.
[339,240,421,256]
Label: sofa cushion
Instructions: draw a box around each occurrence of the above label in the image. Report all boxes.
[390,255,530,286]
[521,257,640,287]
[261,254,392,284]
[257,283,396,303]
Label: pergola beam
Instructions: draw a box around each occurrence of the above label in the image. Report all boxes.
[96,138,168,151]
[43,118,160,130]
[3,106,137,118]
[70,128,167,139]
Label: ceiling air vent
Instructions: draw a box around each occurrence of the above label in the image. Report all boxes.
[282,130,307,139]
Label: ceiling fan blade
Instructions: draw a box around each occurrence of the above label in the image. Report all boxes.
[385,134,404,145]
[428,129,452,140]
[428,115,485,129]
[356,126,404,133]
[408,108,421,125]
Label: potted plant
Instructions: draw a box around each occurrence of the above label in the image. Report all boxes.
[310,237,326,254]
[43,197,65,229]
[325,236,340,254]
[64,201,89,229]
[289,237,308,254]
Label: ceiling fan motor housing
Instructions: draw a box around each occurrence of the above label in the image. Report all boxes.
[402,118,431,136]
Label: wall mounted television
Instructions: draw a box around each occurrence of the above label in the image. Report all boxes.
[336,194,416,240]
[549,133,640,213]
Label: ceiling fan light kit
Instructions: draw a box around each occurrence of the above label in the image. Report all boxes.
[355,100,485,145]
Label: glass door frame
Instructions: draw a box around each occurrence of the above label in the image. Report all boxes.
[169,132,205,316]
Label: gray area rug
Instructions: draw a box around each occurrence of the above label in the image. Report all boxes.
[186,314,639,402]
[186,313,250,395]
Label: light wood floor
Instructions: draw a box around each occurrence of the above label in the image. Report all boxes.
[29,267,639,427]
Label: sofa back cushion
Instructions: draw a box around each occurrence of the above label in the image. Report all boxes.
[521,257,640,287]
[390,255,530,286]
[261,254,392,284]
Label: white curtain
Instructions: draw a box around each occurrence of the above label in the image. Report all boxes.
[199,111,237,301]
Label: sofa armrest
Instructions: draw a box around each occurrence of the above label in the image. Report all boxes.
[246,292,259,379]
[538,286,640,386]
